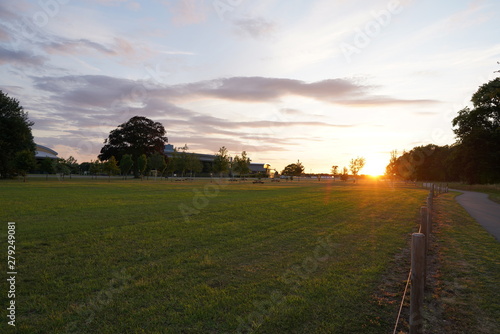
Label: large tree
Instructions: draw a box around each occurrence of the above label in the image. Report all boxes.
[0,91,36,178]
[99,116,168,178]
[452,77,500,183]
[281,160,304,180]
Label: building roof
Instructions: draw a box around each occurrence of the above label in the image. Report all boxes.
[35,144,58,159]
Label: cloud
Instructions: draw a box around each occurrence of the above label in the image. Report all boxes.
[171,76,438,105]
[169,0,208,25]
[43,38,116,56]
[0,45,46,66]
[232,16,276,39]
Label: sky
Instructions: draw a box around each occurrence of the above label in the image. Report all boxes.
[1,0,499,175]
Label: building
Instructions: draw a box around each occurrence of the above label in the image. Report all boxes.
[164,144,268,175]
[35,144,58,161]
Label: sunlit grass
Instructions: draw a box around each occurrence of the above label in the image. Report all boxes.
[0,178,428,333]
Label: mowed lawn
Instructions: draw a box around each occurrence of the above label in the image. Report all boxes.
[0,178,428,333]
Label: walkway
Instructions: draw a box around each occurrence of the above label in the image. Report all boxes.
[452,190,500,242]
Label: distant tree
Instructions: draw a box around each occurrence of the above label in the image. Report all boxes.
[89,160,102,179]
[148,152,167,180]
[281,160,304,180]
[452,77,500,183]
[40,158,55,180]
[54,159,71,180]
[120,154,134,179]
[14,150,36,182]
[186,153,202,177]
[232,151,251,178]
[212,146,231,177]
[79,162,92,175]
[64,156,79,177]
[331,165,339,181]
[137,154,148,179]
[340,166,349,181]
[103,156,120,181]
[174,145,189,177]
[98,116,168,178]
[385,150,398,180]
[0,90,36,178]
[349,157,365,182]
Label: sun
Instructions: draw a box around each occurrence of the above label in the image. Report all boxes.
[362,155,387,177]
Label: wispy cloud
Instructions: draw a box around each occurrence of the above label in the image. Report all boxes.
[0,45,46,66]
[168,0,208,25]
[231,16,276,39]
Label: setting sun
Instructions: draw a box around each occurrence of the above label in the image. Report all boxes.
[362,155,388,177]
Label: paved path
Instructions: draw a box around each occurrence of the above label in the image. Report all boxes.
[452,190,500,241]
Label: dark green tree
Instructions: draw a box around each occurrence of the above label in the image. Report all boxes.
[89,160,102,179]
[119,154,134,179]
[64,156,79,177]
[148,152,167,180]
[0,91,36,178]
[40,157,55,180]
[14,150,36,182]
[103,156,120,181]
[281,160,304,180]
[98,116,168,178]
[452,77,500,183]
[54,158,71,180]
[137,154,148,179]
[186,153,202,177]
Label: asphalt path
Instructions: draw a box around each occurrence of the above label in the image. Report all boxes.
[452,190,500,242]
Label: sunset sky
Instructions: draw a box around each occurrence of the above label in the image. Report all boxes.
[1,0,499,175]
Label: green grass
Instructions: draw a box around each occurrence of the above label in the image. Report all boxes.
[429,192,500,333]
[0,178,429,333]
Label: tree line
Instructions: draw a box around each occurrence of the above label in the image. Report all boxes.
[385,77,500,184]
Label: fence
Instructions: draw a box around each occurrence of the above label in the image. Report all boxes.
[392,183,449,334]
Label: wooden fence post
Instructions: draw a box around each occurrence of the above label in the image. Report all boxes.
[420,206,428,281]
[410,233,425,334]
[427,194,433,234]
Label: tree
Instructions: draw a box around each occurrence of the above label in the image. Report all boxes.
[89,160,102,179]
[186,153,202,177]
[281,160,304,180]
[349,157,365,182]
[452,77,500,183]
[331,165,339,181]
[14,150,36,182]
[137,154,148,179]
[120,154,134,179]
[98,116,168,178]
[64,156,79,177]
[387,145,458,182]
[232,151,251,178]
[0,90,36,178]
[148,152,167,180]
[103,156,120,181]
[340,166,349,181]
[40,158,55,180]
[54,159,71,180]
[385,150,398,180]
[212,146,230,177]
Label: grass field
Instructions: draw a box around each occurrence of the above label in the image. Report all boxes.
[426,192,500,334]
[0,178,443,333]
